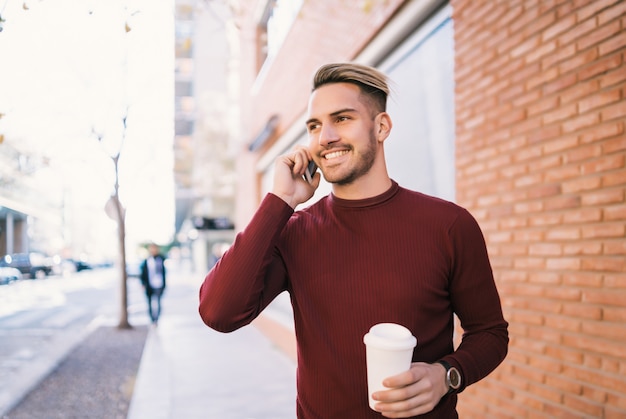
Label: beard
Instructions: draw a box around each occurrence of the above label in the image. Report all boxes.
[324,129,377,186]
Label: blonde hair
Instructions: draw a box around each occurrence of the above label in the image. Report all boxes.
[312,63,389,114]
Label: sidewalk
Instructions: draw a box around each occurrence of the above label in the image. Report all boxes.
[127,269,298,419]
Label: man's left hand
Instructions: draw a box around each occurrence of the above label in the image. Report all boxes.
[371,362,448,418]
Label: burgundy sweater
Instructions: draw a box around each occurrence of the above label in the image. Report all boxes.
[199,181,508,418]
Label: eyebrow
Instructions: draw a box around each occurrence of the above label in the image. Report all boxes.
[305,108,358,127]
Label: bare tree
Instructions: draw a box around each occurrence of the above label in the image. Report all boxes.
[99,117,131,329]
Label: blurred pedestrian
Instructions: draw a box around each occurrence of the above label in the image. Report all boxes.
[199,63,508,418]
[140,243,166,325]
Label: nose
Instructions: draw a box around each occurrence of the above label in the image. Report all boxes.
[318,123,339,147]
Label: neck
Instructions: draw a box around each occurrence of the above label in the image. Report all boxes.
[332,168,392,200]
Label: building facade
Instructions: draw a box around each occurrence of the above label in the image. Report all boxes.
[227,0,626,416]
[173,0,239,270]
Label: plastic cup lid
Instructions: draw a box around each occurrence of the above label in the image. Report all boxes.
[363,323,417,350]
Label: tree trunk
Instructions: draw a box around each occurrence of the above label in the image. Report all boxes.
[116,194,131,329]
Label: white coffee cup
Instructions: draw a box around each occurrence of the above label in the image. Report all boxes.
[363,323,417,410]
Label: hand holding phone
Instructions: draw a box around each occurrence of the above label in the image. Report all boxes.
[304,160,317,184]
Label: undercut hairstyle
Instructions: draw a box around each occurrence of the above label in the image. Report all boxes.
[312,63,390,115]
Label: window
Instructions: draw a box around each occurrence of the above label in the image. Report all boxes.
[380,8,455,201]
[256,0,303,72]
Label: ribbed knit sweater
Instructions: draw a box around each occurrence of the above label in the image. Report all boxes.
[199,181,508,418]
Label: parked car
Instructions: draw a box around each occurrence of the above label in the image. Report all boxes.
[56,258,93,275]
[0,253,54,279]
[0,267,22,285]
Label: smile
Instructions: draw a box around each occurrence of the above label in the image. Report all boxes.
[324,150,349,160]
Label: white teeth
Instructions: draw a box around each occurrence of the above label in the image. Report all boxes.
[325,150,348,160]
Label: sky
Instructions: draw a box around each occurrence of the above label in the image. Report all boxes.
[0,0,175,257]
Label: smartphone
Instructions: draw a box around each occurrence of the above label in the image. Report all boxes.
[304,160,318,184]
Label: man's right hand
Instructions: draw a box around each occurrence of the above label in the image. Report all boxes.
[272,146,320,208]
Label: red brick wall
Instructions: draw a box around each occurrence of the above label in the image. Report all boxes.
[452,0,626,417]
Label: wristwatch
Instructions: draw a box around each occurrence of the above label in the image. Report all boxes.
[437,360,461,395]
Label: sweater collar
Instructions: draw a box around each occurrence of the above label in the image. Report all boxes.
[329,180,399,209]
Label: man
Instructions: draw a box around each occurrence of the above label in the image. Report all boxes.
[140,243,166,325]
[199,63,508,418]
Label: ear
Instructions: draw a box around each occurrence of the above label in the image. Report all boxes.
[375,112,392,143]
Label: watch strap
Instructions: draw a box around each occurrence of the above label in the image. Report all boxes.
[436,360,457,395]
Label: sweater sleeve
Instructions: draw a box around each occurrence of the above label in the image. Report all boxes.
[443,208,509,392]
[199,194,294,332]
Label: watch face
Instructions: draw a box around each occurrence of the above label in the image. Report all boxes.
[449,367,461,389]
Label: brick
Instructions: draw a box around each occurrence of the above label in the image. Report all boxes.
[604,238,626,256]
[528,382,563,403]
[563,241,603,256]
[581,256,625,272]
[562,302,603,320]
[565,143,603,163]
[599,64,626,88]
[542,13,577,41]
[562,207,603,223]
[603,306,626,322]
[558,10,597,46]
[583,289,626,306]
[562,112,600,133]
[514,229,544,242]
[562,175,602,194]
[545,374,583,394]
[544,194,582,211]
[545,285,584,301]
[562,394,605,418]
[581,385,608,404]
[602,134,626,152]
[529,242,562,256]
[578,53,622,81]
[513,392,549,409]
[581,188,624,205]
[603,204,626,220]
[526,66,559,90]
[527,332,560,352]
[581,320,626,340]
[599,30,626,55]
[546,257,582,270]
[528,184,562,201]
[601,98,626,122]
[598,0,626,25]
[562,272,603,287]
[562,334,626,358]
[542,135,579,154]
[545,162,581,182]
[545,344,583,365]
[577,0,623,21]
[559,78,600,104]
[541,102,577,124]
[602,170,626,188]
[577,20,622,52]
[606,406,626,418]
[578,88,622,113]
[580,120,623,144]
[542,42,576,69]
[529,213,564,230]
[581,222,625,239]
[604,274,626,288]
[544,403,584,418]
[527,283,562,299]
[545,223,582,240]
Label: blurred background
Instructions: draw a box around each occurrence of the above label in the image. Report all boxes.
[0,0,625,417]
[0,0,176,268]
[0,0,241,274]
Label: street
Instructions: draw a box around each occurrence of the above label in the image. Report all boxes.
[0,268,148,416]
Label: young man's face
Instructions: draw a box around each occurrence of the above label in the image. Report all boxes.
[306,82,382,186]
